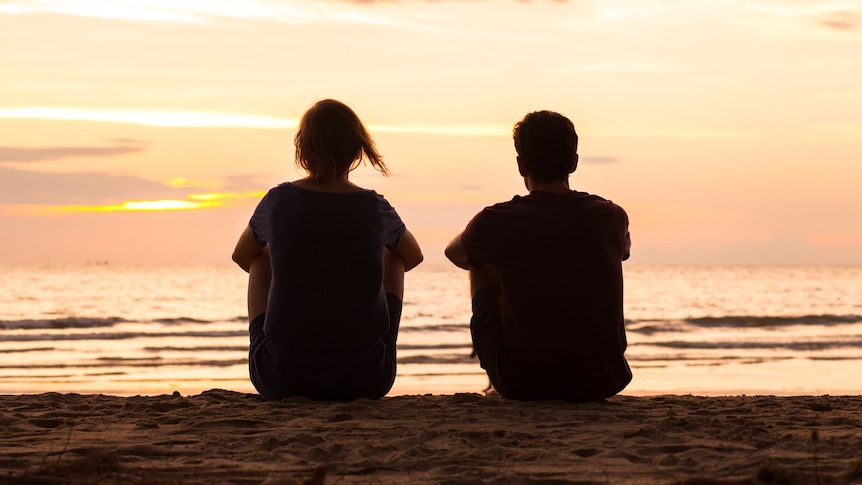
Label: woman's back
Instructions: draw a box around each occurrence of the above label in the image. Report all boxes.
[251,182,405,351]
[233,99,422,400]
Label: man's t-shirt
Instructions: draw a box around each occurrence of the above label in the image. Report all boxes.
[461,190,632,400]
[249,182,405,365]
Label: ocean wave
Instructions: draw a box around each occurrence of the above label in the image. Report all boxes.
[0,358,248,370]
[627,314,862,334]
[399,353,478,365]
[151,317,211,324]
[0,330,249,342]
[0,316,246,330]
[0,346,55,353]
[143,346,249,352]
[0,352,478,368]
[641,337,862,351]
[0,317,129,330]
[399,323,469,333]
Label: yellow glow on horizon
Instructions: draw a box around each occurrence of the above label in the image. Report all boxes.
[188,191,266,202]
[164,179,234,191]
[122,200,211,211]
[1,191,265,216]
[54,199,217,213]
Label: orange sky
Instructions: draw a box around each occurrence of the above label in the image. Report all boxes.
[1,1,861,265]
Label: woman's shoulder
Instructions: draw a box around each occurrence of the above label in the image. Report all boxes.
[287,178,376,194]
[269,181,391,207]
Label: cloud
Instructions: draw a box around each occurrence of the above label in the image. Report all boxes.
[0,0,420,26]
[820,20,854,30]
[580,156,618,164]
[564,62,671,73]
[338,0,565,3]
[220,174,277,192]
[0,166,189,204]
[595,128,754,139]
[819,11,858,31]
[0,107,509,136]
[0,142,149,163]
[0,107,298,128]
[0,166,265,215]
[106,137,149,145]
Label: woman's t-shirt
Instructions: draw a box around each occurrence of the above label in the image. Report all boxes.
[249,182,405,360]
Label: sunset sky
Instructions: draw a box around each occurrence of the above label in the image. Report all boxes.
[1,0,860,265]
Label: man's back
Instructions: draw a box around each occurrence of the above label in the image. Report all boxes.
[460,190,632,401]
[446,109,632,401]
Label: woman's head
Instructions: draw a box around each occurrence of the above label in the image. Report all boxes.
[294,99,388,180]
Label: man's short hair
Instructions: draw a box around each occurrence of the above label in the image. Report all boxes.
[513,110,578,183]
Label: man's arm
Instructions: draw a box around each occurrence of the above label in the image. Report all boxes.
[623,231,631,261]
[444,233,471,270]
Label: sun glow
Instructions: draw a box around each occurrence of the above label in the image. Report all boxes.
[2,191,266,216]
[42,199,216,213]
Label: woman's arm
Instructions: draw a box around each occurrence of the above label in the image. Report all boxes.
[232,225,264,273]
[392,228,423,272]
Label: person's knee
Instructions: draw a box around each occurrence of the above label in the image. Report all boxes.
[247,247,272,321]
[469,264,500,297]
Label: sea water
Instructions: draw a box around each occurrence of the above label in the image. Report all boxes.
[0,264,860,396]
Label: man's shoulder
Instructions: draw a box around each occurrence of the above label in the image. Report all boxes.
[471,195,524,215]
[471,192,628,226]
[580,192,627,212]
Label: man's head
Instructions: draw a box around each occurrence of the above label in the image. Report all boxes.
[513,110,579,183]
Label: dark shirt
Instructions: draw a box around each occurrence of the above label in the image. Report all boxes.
[461,190,632,400]
[249,182,405,366]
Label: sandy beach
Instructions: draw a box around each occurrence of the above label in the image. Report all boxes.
[1,390,861,484]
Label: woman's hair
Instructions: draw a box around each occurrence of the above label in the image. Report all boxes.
[294,99,388,181]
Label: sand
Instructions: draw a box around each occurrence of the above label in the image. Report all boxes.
[1,390,861,485]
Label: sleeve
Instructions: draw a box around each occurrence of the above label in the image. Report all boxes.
[248,188,275,247]
[377,195,406,251]
[603,198,631,261]
[460,210,492,270]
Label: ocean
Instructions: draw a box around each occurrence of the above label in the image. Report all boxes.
[1,263,860,397]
